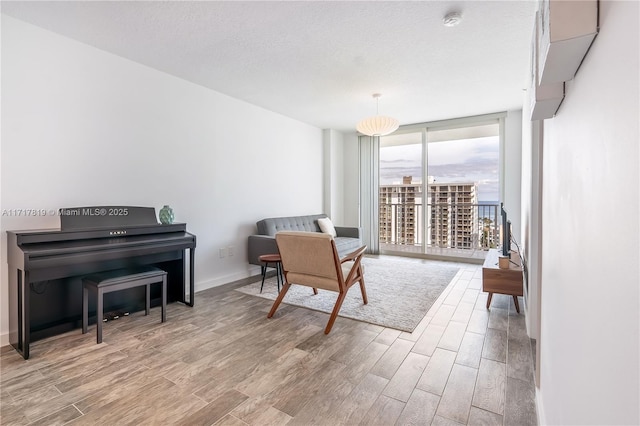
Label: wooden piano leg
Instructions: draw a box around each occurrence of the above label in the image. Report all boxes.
[82,286,88,334]
[21,270,30,360]
[162,275,167,323]
[14,269,31,360]
[189,247,195,307]
[97,287,103,344]
[145,284,150,316]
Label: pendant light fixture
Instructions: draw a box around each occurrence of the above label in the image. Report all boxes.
[356,93,399,136]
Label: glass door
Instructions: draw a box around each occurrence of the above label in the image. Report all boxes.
[425,123,500,259]
[379,131,424,255]
[378,117,501,260]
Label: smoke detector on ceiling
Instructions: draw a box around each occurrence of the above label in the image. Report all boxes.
[443,12,462,27]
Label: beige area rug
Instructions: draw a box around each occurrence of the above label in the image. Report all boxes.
[235,256,460,332]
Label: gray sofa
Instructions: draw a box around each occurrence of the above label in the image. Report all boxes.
[248,214,362,265]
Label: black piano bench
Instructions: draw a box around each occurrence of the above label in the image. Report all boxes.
[82,266,167,344]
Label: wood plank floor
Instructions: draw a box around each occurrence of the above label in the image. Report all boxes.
[0,257,538,425]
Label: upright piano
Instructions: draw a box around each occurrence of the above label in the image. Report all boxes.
[6,206,196,359]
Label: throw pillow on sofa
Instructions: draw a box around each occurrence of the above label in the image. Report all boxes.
[317,217,337,237]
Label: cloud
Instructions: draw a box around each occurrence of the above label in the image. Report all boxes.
[380,157,499,201]
[429,157,498,178]
[380,166,422,183]
[379,137,500,201]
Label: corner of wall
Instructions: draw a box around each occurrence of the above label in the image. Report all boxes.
[504,110,523,244]
[536,387,547,425]
[342,132,360,227]
[323,129,346,224]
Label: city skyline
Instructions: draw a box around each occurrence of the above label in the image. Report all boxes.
[380,136,500,202]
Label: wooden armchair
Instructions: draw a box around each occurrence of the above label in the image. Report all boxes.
[267,231,368,334]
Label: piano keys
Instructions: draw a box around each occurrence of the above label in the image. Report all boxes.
[6,206,196,359]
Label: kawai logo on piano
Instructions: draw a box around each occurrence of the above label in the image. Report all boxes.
[109,230,127,236]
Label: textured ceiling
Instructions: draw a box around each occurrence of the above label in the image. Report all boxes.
[2,1,537,132]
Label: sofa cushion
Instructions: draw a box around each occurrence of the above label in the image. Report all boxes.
[257,214,326,236]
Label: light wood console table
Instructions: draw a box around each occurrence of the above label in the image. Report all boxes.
[482,248,524,313]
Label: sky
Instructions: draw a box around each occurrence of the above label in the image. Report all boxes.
[379,136,500,202]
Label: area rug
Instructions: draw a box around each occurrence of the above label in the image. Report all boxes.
[235,256,460,332]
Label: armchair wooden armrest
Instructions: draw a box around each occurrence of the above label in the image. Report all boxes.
[340,245,367,264]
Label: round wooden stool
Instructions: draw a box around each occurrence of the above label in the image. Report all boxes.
[258,254,283,293]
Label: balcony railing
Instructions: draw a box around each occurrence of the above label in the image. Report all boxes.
[379,202,500,259]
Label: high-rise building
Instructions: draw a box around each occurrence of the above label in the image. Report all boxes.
[427,181,478,249]
[379,177,479,249]
[379,177,422,245]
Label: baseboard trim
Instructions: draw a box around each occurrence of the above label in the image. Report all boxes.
[195,267,261,293]
[1,333,9,348]
[536,386,546,425]
[379,250,484,265]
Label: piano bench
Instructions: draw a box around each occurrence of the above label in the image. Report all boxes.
[82,266,167,344]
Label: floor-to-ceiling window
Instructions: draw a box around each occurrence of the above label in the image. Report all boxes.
[379,131,424,250]
[379,114,503,260]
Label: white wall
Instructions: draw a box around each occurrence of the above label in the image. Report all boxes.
[0,16,324,346]
[504,110,523,244]
[520,100,543,344]
[537,1,639,424]
[342,132,360,227]
[322,129,344,225]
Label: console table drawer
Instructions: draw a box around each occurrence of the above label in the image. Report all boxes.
[482,270,523,295]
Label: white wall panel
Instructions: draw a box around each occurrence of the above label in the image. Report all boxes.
[537,1,639,423]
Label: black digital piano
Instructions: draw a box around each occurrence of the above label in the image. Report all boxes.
[6,206,196,359]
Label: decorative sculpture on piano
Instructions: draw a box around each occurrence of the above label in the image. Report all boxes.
[159,205,175,224]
